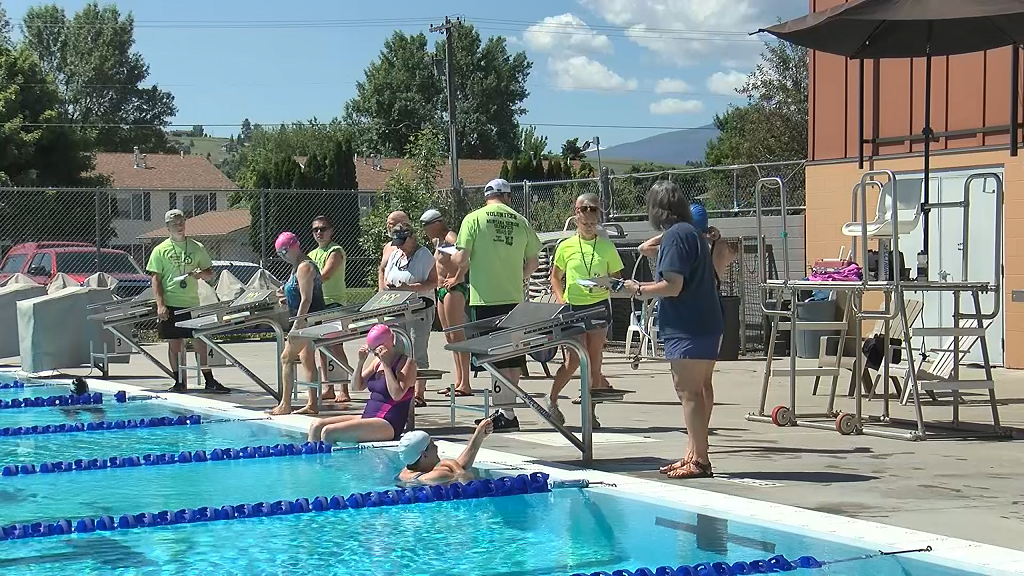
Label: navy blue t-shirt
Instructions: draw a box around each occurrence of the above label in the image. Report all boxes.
[655,222,724,339]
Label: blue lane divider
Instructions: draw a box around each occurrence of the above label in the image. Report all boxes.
[1,441,333,477]
[0,381,25,390]
[0,392,104,410]
[0,414,202,438]
[570,555,822,576]
[1,472,553,541]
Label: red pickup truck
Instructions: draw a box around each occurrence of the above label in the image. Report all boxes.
[0,242,151,298]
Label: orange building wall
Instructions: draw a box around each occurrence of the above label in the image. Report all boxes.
[804,0,1024,367]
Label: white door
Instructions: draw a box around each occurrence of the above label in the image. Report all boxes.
[899,168,1004,366]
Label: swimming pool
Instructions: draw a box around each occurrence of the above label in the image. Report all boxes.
[2,371,1021,576]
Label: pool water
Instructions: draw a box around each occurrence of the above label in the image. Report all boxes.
[0,375,1008,576]
[1,489,958,576]
[0,419,300,465]
[1,399,191,429]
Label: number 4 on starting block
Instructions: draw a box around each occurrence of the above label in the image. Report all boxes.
[204,346,229,367]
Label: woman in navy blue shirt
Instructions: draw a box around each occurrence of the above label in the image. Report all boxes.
[624,181,723,479]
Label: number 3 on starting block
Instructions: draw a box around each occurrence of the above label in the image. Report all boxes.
[113,335,134,355]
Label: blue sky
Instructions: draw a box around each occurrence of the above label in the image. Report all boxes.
[3,0,807,150]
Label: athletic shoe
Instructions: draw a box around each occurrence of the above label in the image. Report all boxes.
[203,380,231,394]
[546,401,566,426]
[475,410,520,432]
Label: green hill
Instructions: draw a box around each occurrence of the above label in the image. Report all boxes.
[168,136,233,165]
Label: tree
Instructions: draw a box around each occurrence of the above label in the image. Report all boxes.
[0,43,113,245]
[0,2,12,48]
[704,40,808,166]
[20,2,177,153]
[519,125,546,159]
[343,23,531,159]
[561,138,586,161]
[188,138,195,147]
[190,125,204,138]
[240,118,252,143]
[499,160,510,180]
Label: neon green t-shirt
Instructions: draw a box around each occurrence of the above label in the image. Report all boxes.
[457,202,541,306]
[553,235,625,305]
[308,243,346,305]
[145,238,213,308]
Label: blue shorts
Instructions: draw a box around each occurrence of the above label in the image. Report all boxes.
[664,334,722,360]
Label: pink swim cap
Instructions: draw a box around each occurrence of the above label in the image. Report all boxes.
[366,324,394,349]
[274,231,299,252]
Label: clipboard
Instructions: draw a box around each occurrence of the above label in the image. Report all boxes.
[575,276,623,291]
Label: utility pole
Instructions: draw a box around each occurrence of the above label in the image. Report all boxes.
[430,16,460,191]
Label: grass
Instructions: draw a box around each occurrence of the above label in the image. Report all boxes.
[169,136,232,165]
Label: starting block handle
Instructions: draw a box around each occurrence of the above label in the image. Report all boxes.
[444,317,501,335]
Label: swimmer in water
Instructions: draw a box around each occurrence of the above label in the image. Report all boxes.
[60,377,105,422]
[395,417,493,486]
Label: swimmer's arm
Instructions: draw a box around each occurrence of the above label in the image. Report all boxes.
[320,251,344,281]
[412,463,460,485]
[381,354,416,401]
[455,418,493,469]
[295,263,315,320]
[351,357,376,392]
[638,234,663,257]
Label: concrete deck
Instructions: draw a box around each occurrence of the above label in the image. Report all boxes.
[20,336,1024,552]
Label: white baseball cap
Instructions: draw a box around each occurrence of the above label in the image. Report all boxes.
[164,209,185,223]
[484,178,511,197]
[419,209,443,225]
[394,430,431,465]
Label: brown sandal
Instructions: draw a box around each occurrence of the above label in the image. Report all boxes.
[414,396,427,408]
[666,460,713,479]
[659,457,692,474]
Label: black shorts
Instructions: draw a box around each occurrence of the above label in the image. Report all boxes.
[470,303,526,370]
[157,306,194,340]
[568,300,611,322]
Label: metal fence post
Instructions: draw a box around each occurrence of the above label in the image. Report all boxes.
[259,190,268,268]
[523,180,531,223]
[732,168,739,212]
[94,188,102,273]
[600,166,611,217]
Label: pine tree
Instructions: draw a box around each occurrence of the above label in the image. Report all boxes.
[499,160,510,180]
[532,155,544,181]
[509,158,520,182]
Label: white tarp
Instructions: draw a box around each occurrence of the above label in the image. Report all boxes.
[46,273,79,295]
[0,282,47,359]
[82,272,119,290]
[197,279,219,306]
[246,269,282,291]
[215,270,246,302]
[18,286,115,373]
[0,273,38,287]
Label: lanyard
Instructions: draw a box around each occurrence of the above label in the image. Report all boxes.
[578,235,597,277]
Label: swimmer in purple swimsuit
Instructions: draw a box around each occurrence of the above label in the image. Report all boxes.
[308,324,418,443]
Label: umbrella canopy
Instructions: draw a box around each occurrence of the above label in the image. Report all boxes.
[758,0,1024,58]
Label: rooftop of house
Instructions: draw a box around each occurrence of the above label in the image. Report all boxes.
[94,152,239,190]
[295,156,521,190]
[137,209,250,240]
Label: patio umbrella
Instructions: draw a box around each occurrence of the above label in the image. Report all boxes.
[757,0,1024,272]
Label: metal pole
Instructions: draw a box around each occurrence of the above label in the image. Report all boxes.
[920,28,933,279]
[431,17,460,190]
[858,59,865,170]
[94,189,102,273]
[259,190,267,268]
[1012,44,1019,158]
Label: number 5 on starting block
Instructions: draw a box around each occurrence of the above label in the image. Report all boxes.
[317,352,348,382]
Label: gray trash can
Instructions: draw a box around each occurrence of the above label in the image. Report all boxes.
[795,299,838,359]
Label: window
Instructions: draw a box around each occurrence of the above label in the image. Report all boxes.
[0,254,27,273]
[55,252,141,275]
[358,192,377,218]
[27,253,53,276]
[181,192,216,218]
[110,192,152,221]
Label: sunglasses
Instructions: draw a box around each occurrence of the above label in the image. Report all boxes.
[312,226,330,233]
[576,206,600,213]
[276,248,290,257]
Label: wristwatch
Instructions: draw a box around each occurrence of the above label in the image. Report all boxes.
[635,283,643,298]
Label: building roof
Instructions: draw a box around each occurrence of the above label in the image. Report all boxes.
[94,153,239,190]
[137,209,251,240]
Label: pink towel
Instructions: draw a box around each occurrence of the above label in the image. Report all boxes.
[808,263,862,282]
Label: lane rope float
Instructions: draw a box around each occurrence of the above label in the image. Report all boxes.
[1,441,334,477]
[0,415,202,438]
[1,472,554,541]
[0,390,154,410]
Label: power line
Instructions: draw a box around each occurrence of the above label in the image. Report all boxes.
[7,121,721,131]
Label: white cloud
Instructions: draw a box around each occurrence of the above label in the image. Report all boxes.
[523,13,613,55]
[579,0,803,67]
[649,98,704,114]
[706,70,748,95]
[549,55,638,91]
[654,77,693,94]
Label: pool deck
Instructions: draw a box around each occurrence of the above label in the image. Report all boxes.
[12,337,1024,553]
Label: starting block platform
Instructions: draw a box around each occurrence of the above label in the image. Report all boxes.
[87,288,170,378]
[176,288,286,399]
[446,301,610,463]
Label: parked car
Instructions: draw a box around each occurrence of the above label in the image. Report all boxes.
[0,242,151,298]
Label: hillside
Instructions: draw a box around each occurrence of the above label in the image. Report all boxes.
[168,136,233,165]
[599,124,719,167]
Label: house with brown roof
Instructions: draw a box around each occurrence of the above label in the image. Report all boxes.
[136,209,255,263]
[94,149,239,262]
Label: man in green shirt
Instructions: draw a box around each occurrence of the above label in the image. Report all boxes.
[307,214,351,403]
[453,178,541,431]
[146,209,230,394]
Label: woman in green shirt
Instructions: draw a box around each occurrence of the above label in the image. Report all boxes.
[547,193,624,429]
[308,215,351,403]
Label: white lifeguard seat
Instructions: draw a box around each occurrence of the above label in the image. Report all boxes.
[842,178,923,238]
